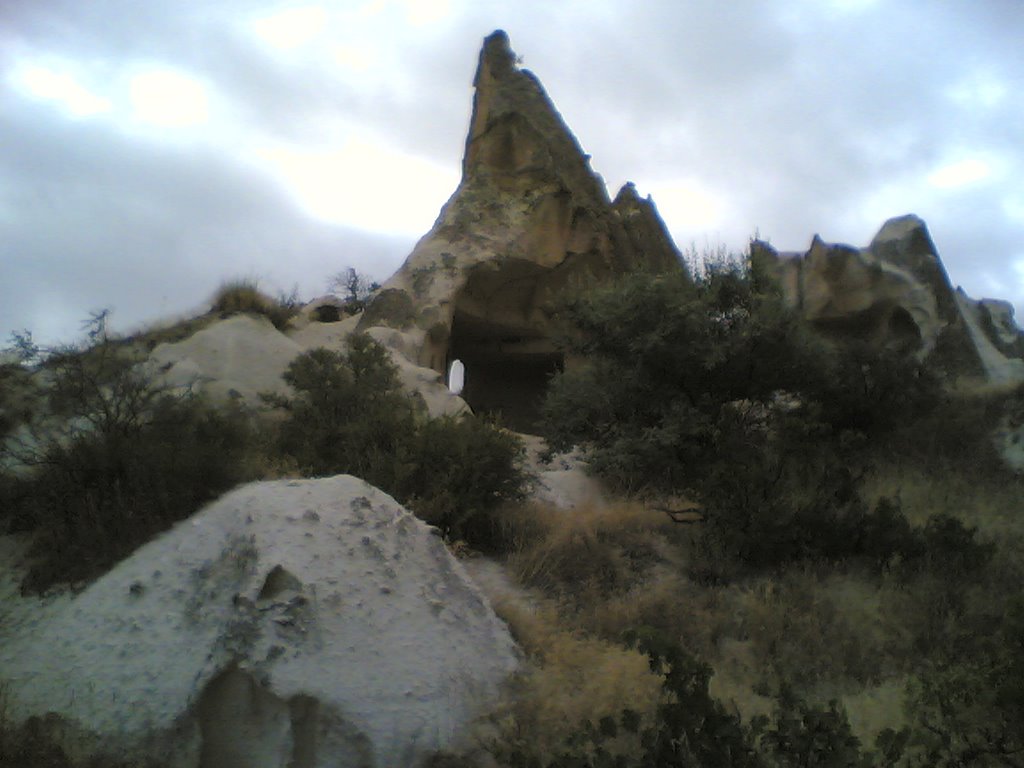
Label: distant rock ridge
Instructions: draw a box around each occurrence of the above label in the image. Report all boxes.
[753,214,1024,383]
[359,30,683,431]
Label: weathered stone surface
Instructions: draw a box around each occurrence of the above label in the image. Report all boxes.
[955,291,1024,384]
[612,182,683,269]
[148,314,303,405]
[360,30,684,430]
[140,308,467,420]
[754,214,1024,382]
[0,476,518,767]
[977,298,1024,359]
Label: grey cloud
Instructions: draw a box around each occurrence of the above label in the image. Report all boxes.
[2,0,1024,344]
[0,99,410,346]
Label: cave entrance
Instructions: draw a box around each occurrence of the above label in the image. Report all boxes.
[447,259,572,433]
[449,309,563,434]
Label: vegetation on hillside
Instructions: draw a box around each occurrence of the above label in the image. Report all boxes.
[3,253,1024,767]
[0,313,260,593]
[266,334,529,548]
[479,250,1024,767]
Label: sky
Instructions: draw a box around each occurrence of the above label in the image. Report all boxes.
[2,0,1023,347]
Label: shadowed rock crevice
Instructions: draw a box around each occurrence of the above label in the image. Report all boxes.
[258,564,303,601]
[198,667,308,768]
[197,667,373,768]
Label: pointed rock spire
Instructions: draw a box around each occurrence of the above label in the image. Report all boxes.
[462,30,609,208]
[360,31,685,430]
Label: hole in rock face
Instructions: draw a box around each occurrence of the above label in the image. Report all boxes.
[259,565,303,601]
[197,668,369,768]
[446,260,582,433]
[313,305,341,323]
[887,306,922,349]
[813,301,923,351]
[449,310,562,434]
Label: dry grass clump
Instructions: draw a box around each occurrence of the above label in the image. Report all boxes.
[210,278,299,330]
[507,500,683,597]
[488,597,664,765]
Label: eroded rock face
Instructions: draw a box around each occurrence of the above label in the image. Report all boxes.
[754,214,1024,382]
[360,30,683,430]
[0,476,518,767]
[147,314,303,405]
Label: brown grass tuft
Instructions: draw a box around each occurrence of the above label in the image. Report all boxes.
[507,500,681,596]
[210,278,299,331]
[488,596,664,765]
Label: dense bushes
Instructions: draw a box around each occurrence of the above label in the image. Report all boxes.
[493,623,902,768]
[904,593,1024,767]
[271,336,417,483]
[540,257,949,574]
[542,259,938,495]
[696,453,992,576]
[0,323,526,590]
[269,334,528,548]
[0,328,257,593]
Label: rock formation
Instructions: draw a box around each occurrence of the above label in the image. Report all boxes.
[148,314,303,404]
[0,476,518,767]
[753,214,1024,383]
[359,30,684,431]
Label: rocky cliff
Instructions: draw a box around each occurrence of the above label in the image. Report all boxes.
[753,214,1024,384]
[359,30,683,430]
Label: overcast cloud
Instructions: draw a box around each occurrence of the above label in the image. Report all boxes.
[2,0,1023,346]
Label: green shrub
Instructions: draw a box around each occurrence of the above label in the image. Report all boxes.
[398,414,527,550]
[210,278,299,330]
[900,514,994,580]
[540,257,940,500]
[903,593,1024,767]
[270,336,418,485]
[626,627,763,768]
[751,686,897,768]
[1,329,257,593]
[270,335,528,548]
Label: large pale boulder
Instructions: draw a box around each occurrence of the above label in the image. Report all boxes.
[148,314,303,404]
[754,214,1024,382]
[0,476,519,767]
[143,311,469,419]
[359,30,684,431]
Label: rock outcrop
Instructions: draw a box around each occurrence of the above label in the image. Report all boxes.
[753,214,1024,383]
[359,30,683,431]
[148,314,303,405]
[0,476,518,767]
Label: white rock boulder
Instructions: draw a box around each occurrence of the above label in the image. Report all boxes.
[148,314,303,405]
[0,476,519,767]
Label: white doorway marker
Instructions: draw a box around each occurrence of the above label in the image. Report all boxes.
[448,359,465,395]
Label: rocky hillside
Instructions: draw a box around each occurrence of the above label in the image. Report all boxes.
[3,29,1024,768]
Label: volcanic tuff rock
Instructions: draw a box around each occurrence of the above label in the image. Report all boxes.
[148,314,303,405]
[753,214,1024,384]
[0,476,518,768]
[359,30,683,431]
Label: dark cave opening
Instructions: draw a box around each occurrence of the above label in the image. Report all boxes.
[448,309,563,434]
